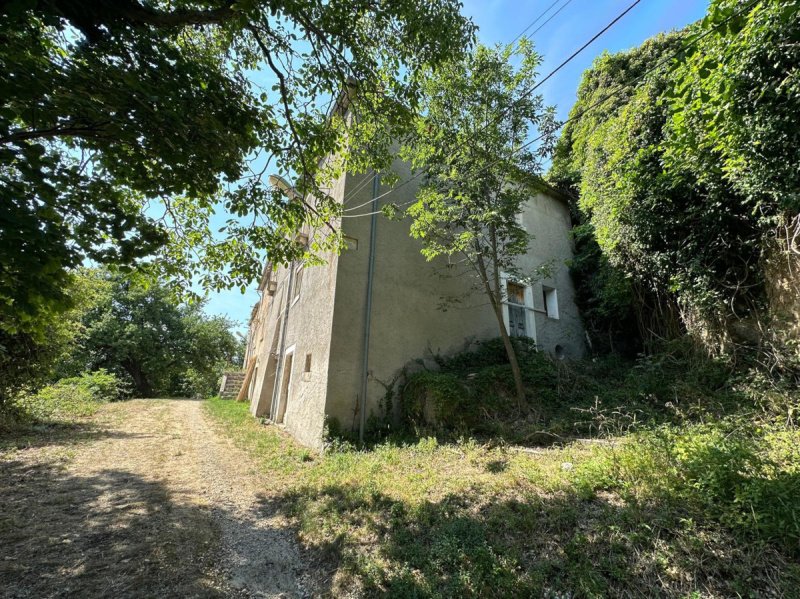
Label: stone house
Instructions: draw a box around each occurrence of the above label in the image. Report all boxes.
[241,155,586,449]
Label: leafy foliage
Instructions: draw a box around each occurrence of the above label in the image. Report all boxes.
[400,41,557,405]
[0,267,242,405]
[665,0,800,216]
[0,0,475,334]
[0,268,111,405]
[72,270,242,397]
[10,369,128,425]
[550,1,800,357]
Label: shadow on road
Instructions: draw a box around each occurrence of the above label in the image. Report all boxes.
[0,458,225,598]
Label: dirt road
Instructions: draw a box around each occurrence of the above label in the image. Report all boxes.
[0,399,315,598]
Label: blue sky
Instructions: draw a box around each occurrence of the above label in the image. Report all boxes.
[204,0,710,333]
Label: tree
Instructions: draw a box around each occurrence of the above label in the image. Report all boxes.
[0,268,111,406]
[0,0,475,334]
[401,41,557,409]
[72,270,240,397]
[550,0,800,356]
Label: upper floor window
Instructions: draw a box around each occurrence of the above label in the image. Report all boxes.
[543,286,559,319]
[506,281,528,338]
[292,266,303,305]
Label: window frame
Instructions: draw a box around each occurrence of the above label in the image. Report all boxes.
[499,274,537,342]
[542,285,559,320]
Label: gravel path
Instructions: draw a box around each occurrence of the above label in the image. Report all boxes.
[1,399,313,598]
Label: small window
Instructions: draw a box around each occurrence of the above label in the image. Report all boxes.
[292,266,303,304]
[304,353,312,373]
[543,286,559,319]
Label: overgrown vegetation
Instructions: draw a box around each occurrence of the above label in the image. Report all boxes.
[386,337,762,445]
[2,370,127,431]
[0,267,242,428]
[206,363,800,597]
[550,0,800,364]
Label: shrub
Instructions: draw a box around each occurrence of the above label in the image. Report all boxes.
[401,371,470,430]
[12,370,128,423]
[399,338,559,432]
[571,418,800,557]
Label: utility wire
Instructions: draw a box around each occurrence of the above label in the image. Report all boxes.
[502,0,642,122]
[343,0,760,219]
[517,0,577,45]
[342,0,641,215]
[509,0,564,45]
[342,0,580,212]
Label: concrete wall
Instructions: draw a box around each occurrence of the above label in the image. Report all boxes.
[245,173,347,450]
[519,192,586,359]
[324,164,585,432]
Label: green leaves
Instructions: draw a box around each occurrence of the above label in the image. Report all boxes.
[401,41,555,312]
[1,0,475,334]
[550,0,800,352]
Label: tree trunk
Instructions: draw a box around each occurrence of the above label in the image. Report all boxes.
[123,359,152,397]
[473,245,527,411]
[491,298,527,411]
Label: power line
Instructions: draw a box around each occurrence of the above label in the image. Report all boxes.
[517,0,577,46]
[509,0,564,45]
[343,0,760,219]
[343,0,643,215]
[502,0,642,122]
[340,0,583,210]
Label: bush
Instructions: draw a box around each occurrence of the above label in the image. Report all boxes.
[396,335,788,443]
[572,418,800,557]
[399,338,560,432]
[402,371,470,430]
[12,370,128,423]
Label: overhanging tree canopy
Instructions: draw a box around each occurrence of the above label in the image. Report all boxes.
[0,0,475,334]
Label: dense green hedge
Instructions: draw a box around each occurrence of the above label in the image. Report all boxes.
[551,0,800,359]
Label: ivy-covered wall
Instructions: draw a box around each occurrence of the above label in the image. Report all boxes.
[550,0,800,366]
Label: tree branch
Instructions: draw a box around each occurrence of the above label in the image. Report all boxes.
[0,123,110,145]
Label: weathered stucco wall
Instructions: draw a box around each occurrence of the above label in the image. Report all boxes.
[325,167,499,431]
[245,162,586,446]
[519,192,586,359]
[244,173,347,450]
[324,165,585,433]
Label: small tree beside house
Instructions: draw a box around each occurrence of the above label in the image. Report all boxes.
[400,41,557,410]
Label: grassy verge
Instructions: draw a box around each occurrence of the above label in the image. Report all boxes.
[206,396,800,598]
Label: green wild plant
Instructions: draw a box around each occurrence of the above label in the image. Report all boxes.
[400,41,558,409]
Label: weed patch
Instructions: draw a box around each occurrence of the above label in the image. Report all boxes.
[205,393,800,597]
[3,370,128,431]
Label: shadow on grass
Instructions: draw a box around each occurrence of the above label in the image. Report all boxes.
[266,471,800,598]
[0,459,226,598]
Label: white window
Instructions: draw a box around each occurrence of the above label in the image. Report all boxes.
[543,286,559,319]
[292,266,303,305]
[506,281,527,338]
[500,274,537,342]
